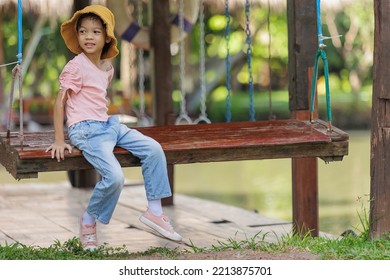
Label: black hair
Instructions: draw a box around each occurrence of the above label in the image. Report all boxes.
[76,12,110,57]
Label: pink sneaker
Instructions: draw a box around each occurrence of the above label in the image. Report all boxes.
[79,218,98,251]
[139,209,182,241]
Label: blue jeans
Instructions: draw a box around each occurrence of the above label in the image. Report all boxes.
[68,116,172,224]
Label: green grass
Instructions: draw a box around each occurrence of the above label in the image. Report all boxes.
[0,238,130,260]
[2,230,390,260]
[2,229,390,260]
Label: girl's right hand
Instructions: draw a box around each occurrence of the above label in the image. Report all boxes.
[45,142,73,162]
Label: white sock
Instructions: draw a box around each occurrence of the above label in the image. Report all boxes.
[148,199,163,216]
[82,211,96,225]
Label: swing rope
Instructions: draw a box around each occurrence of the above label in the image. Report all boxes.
[193,0,211,124]
[175,0,193,125]
[0,61,19,68]
[310,0,334,131]
[6,0,24,142]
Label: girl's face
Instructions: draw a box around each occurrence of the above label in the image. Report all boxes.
[77,17,110,59]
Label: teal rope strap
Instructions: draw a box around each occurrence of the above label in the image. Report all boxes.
[7,0,24,140]
[17,0,23,65]
[224,0,232,123]
[310,0,332,131]
[310,49,332,124]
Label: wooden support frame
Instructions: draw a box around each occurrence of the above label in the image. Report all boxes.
[288,0,320,236]
[0,0,351,239]
[370,0,390,238]
[0,120,349,239]
[151,0,175,205]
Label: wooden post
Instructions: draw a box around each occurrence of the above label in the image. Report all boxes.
[74,0,90,10]
[150,0,173,126]
[287,0,319,236]
[370,0,390,238]
[151,0,174,205]
[0,12,5,112]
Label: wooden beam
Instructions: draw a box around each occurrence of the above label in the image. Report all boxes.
[287,0,319,236]
[287,0,317,112]
[151,0,175,205]
[151,0,173,126]
[370,0,390,238]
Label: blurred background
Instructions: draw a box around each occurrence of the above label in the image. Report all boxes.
[0,0,374,235]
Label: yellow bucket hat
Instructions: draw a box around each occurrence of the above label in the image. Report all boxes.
[61,5,119,59]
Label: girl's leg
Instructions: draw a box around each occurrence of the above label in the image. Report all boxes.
[116,124,172,202]
[83,151,124,224]
[68,121,125,225]
[115,122,181,241]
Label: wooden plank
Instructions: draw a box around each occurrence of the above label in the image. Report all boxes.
[4,120,346,157]
[0,183,295,252]
[0,120,348,179]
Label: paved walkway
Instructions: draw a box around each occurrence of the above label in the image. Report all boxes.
[0,180,293,253]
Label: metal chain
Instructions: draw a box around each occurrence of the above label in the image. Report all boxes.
[135,0,153,126]
[245,0,255,121]
[136,0,147,125]
[175,0,192,125]
[194,0,211,124]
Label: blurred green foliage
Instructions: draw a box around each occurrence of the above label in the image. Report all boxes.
[2,13,69,99]
[1,2,374,127]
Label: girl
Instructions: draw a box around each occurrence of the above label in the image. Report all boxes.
[46,5,182,251]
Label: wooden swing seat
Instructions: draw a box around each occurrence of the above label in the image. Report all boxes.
[0,119,348,180]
